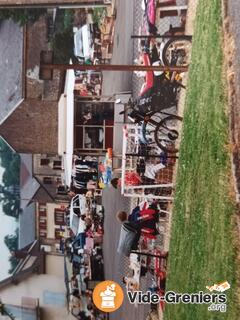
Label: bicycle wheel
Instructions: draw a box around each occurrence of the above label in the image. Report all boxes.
[141,112,162,145]
[154,115,182,153]
[162,37,192,67]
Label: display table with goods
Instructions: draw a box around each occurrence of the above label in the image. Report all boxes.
[98,148,113,188]
[121,124,176,200]
[63,156,106,319]
[114,166,172,314]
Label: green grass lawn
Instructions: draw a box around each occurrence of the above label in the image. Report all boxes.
[164,0,238,319]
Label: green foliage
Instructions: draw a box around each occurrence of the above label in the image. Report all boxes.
[0,139,20,186]
[92,7,107,27]
[51,9,74,63]
[8,256,19,274]
[4,229,19,274]
[2,162,20,187]
[63,10,74,31]
[4,230,18,253]
[0,140,13,168]
[0,139,20,218]
[54,9,74,32]
[3,199,20,219]
[0,8,47,26]
[51,29,74,64]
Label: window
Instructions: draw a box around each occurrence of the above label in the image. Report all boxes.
[54,209,65,225]
[40,158,50,166]
[75,102,114,151]
[84,126,104,149]
[39,204,47,216]
[43,291,65,306]
[39,216,47,225]
[43,177,52,184]
[5,303,38,320]
[56,177,62,185]
[53,160,62,170]
[39,230,47,238]
[57,185,67,195]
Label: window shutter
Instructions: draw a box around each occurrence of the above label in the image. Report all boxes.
[54,209,65,225]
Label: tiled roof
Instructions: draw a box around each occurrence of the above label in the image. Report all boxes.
[0,20,23,124]
[20,154,40,211]
[18,202,36,249]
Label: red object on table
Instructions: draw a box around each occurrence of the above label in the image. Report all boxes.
[125,172,142,186]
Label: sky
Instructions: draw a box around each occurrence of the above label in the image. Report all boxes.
[0,166,18,281]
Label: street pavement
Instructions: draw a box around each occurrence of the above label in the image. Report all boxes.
[101,1,151,319]
[0,20,23,123]
[227,1,240,198]
[228,1,240,98]
[102,0,134,96]
[228,1,240,72]
[102,187,151,320]
[101,2,152,319]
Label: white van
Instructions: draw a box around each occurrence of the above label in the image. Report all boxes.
[69,194,87,235]
[73,24,93,59]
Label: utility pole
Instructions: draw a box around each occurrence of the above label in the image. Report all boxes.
[0,0,109,8]
[40,63,188,73]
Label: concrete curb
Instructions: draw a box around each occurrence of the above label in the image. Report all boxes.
[221,0,240,203]
[221,0,240,311]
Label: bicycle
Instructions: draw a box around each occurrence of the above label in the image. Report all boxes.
[118,98,182,153]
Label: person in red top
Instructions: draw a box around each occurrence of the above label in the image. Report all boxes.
[111,172,142,189]
[110,161,166,189]
[116,201,159,236]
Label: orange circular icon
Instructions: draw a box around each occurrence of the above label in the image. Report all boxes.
[93,280,124,313]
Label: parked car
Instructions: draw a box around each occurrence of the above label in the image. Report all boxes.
[67,195,87,235]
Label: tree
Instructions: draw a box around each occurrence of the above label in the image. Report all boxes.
[0,139,20,188]
[4,231,18,253]
[0,151,13,169]
[2,200,20,218]
[8,256,19,274]
[4,229,20,274]
[0,8,47,26]
[9,155,20,185]
[51,9,74,63]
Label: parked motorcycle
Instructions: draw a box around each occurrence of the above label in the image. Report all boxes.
[117,39,184,153]
[142,0,158,35]
[136,50,184,114]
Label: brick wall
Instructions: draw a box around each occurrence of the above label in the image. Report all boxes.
[25,16,62,101]
[0,99,58,154]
